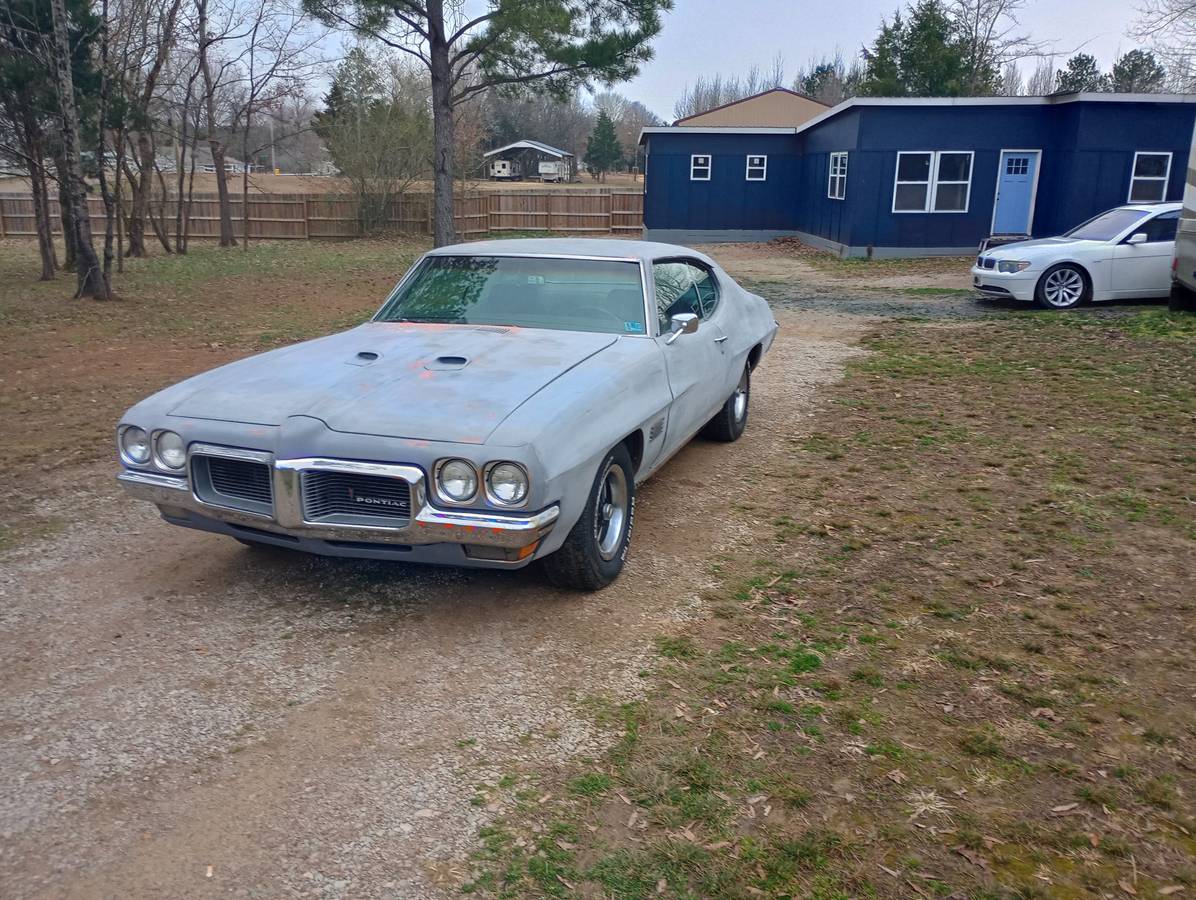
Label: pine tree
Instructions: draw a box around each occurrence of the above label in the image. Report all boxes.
[584,110,622,182]
[859,0,968,97]
[1056,54,1110,93]
[1111,50,1166,93]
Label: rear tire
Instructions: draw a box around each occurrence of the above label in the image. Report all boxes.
[1170,280,1196,312]
[702,366,750,442]
[1035,263,1090,310]
[541,444,635,591]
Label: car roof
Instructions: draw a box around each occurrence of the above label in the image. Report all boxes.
[426,237,713,265]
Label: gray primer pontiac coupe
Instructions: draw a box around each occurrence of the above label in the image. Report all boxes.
[117,239,777,589]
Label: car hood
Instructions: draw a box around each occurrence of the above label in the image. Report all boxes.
[166,322,618,444]
[988,237,1097,257]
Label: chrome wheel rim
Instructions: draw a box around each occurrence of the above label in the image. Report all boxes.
[1043,268,1084,307]
[732,369,749,422]
[594,462,629,560]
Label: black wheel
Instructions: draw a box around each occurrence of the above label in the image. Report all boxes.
[1170,280,1196,312]
[541,443,635,591]
[1035,263,1090,310]
[702,365,750,442]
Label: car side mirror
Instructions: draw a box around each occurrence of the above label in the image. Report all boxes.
[1127,232,1148,245]
[664,312,699,345]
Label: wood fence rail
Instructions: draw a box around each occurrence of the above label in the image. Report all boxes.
[0,188,644,241]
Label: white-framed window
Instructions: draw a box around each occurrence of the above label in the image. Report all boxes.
[892,150,974,213]
[828,151,848,200]
[745,154,767,181]
[1128,152,1172,203]
[690,154,711,181]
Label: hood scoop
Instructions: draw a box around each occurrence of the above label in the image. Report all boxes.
[425,355,470,371]
[346,350,381,367]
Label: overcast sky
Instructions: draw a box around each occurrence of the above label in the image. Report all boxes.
[617,0,1150,119]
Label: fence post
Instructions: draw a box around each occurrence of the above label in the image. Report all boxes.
[0,196,6,238]
[302,194,310,238]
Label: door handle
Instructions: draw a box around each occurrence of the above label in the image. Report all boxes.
[713,335,728,343]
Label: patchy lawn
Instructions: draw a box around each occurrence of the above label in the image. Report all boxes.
[464,310,1196,898]
[0,238,424,482]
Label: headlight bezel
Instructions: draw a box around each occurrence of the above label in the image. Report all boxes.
[434,457,480,505]
[484,461,530,508]
[118,425,151,466]
[997,259,1032,274]
[153,429,188,470]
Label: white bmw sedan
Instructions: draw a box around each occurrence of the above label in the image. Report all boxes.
[972,202,1180,309]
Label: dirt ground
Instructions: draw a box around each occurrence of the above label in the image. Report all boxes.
[0,237,857,897]
[1,237,1192,898]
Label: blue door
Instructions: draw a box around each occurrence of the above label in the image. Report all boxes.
[992,151,1039,235]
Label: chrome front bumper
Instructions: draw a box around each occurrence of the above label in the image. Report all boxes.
[117,450,559,551]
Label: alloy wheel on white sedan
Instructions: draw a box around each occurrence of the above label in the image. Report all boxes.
[1036,264,1089,310]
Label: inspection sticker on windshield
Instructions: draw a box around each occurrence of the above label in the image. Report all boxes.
[624,321,645,333]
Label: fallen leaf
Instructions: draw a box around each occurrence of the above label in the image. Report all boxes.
[1159,887,1185,896]
[1119,880,1138,896]
[1052,803,1078,813]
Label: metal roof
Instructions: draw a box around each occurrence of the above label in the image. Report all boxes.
[483,139,574,159]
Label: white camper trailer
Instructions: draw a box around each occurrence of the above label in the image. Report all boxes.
[488,158,522,180]
[538,160,568,183]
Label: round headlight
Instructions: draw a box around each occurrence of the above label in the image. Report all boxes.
[155,430,187,469]
[120,426,151,464]
[437,459,478,502]
[487,462,529,505]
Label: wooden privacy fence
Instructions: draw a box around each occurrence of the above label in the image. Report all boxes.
[0,188,644,241]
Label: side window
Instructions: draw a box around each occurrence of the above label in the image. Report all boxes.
[745,155,767,181]
[1139,210,1179,243]
[690,154,711,181]
[691,265,719,317]
[652,260,719,331]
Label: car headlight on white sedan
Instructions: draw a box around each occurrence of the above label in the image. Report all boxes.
[997,260,1032,273]
[486,462,529,506]
[118,426,151,465]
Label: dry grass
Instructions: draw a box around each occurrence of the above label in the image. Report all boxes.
[465,312,1196,898]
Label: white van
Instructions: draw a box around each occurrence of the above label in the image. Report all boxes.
[1171,122,1196,311]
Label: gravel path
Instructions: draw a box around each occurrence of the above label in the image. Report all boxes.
[0,309,863,899]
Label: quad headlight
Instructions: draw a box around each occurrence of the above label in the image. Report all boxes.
[119,426,151,465]
[997,259,1032,273]
[436,458,479,503]
[486,462,529,506]
[154,430,187,470]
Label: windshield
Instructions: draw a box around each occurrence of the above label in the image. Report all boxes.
[374,255,647,336]
[1065,208,1151,241]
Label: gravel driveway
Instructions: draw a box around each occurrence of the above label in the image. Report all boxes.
[0,308,862,899]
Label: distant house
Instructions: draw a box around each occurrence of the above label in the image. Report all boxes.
[674,87,829,129]
[191,147,250,175]
[483,140,576,182]
[639,92,1196,257]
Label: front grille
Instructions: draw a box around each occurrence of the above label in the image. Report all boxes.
[982,257,996,269]
[301,470,412,525]
[192,454,274,516]
[209,457,272,504]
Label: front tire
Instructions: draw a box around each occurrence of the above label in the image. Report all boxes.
[1035,263,1090,310]
[541,444,635,591]
[702,366,750,442]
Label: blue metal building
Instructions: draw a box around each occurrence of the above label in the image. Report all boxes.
[639,93,1196,257]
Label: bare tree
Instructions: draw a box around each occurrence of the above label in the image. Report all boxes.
[1135,1,1196,79]
[999,60,1023,95]
[1025,56,1057,95]
[673,59,788,120]
[49,0,109,298]
[196,0,237,246]
[947,0,1050,96]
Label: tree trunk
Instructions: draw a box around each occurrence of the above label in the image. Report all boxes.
[12,99,57,280]
[49,0,108,299]
[198,0,236,247]
[55,152,77,271]
[97,0,115,296]
[427,0,456,247]
[126,131,153,256]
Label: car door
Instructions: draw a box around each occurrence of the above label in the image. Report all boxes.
[1111,211,1179,297]
[652,259,731,455]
